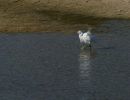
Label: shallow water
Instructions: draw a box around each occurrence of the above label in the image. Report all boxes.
[0,20,130,100]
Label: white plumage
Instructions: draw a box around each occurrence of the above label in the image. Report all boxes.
[77,30,92,47]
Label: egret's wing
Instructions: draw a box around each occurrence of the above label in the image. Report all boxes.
[82,32,88,37]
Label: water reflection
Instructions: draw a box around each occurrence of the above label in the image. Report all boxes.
[79,48,96,99]
[79,49,91,78]
[79,48,96,84]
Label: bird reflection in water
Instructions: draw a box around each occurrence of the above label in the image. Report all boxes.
[79,48,96,100]
[79,48,96,87]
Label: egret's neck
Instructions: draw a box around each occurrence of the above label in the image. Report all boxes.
[80,31,83,34]
[79,32,83,37]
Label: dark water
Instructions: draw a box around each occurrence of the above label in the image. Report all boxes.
[0,20,130,100]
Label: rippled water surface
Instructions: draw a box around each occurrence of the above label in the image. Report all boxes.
[0,20,130,100]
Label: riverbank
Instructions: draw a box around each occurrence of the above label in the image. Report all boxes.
[0,0,130,32]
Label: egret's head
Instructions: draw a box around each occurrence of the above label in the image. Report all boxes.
[77,30,82,34]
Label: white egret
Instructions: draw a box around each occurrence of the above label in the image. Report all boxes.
[77,29,92,48]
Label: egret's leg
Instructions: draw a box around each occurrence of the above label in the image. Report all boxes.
[89,44,91,48]
[88,41,92,48]
[81,45,88,50]
[81,45,85,50]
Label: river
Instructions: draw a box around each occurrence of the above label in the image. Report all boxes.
[0,20,130,100]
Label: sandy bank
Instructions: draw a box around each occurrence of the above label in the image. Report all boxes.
[32,0,130,18]
[0,0,130,32]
